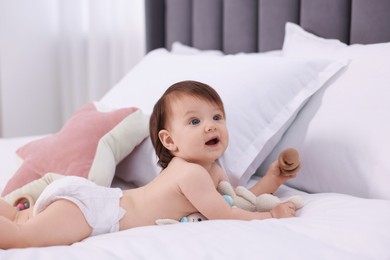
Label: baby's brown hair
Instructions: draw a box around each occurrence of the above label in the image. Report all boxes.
[149,80,225,169]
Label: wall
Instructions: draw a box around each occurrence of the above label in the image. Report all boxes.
[0,0,145,138]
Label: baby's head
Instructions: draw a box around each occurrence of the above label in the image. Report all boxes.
[150,80,225,169]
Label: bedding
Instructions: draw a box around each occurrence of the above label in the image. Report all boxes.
[259,23,390,200]
[1,102,149,204]
[171,41,224,56]
[1,142,390,259]
[2,0,390,258]
[101,48,345,187]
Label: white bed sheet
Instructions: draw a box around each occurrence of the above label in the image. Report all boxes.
[1,136,390,259]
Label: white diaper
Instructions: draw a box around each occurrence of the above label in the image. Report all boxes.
[34,176,125,236]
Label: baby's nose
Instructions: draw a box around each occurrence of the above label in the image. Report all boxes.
[206,123,217,132]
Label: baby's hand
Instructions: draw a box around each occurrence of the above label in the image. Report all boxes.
[270,202,296,218]
[266,160,297,187]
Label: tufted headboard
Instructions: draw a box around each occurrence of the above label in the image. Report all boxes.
[145,0,390,54]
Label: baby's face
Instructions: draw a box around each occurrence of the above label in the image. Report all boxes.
[166,95,228,166]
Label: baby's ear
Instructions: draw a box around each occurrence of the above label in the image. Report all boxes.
[158,129,177,152]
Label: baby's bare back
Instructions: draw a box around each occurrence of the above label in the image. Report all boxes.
[118,158,228,230]
[118,165,201,229]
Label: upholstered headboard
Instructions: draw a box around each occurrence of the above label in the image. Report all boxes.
[145,0,390,54]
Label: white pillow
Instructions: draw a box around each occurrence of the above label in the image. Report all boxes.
[282,23,347,58]
[258,22,390,199]
[100,49,345,187]
[171,41,224,56]
[171,41,283,57]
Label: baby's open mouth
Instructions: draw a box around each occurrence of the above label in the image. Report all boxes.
[206,138,219,145]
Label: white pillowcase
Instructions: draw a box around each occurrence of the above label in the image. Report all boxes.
[282,23,347,57]
[171,41,283,57]
[100,48,345,187]
[171,41,224,56]
[259,22,390,199]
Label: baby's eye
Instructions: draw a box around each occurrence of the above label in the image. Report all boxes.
[190,119,200,125]
[213,115,222,121]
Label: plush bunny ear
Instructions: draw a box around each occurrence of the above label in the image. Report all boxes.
[155,218,180,225]
[217,181,235,197]
[278,148,301,176]
[235,186,256,204]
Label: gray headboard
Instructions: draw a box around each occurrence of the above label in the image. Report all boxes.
[145,0,390,54]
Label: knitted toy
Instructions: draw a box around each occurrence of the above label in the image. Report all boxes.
[156,212,207,225]
[156,148,304,225]
[218,181,304,213]
[218,148,304,212]
[13,194,35,211]
[0,194,35,225]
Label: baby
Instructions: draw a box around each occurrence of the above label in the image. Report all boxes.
[0,80,296,248]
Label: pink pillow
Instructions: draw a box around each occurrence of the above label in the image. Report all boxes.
[1,102,149,197]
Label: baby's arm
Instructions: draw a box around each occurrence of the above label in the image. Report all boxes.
[179,164,295,221]
[249,160,296,196]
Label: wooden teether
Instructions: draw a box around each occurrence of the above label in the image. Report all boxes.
[278,148,301,177]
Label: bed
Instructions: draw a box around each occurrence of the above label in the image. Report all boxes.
[1,0,390,258]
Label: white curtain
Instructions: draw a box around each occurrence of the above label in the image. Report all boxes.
[0,0,145,137]
[57,0,146,121]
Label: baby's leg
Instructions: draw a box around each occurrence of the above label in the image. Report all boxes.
[1,199,92,249]
[0,198,16,220]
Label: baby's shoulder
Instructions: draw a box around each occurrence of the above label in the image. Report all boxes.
[210,162,227,181]
[168,158,210,180]
[169,157,203,170]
